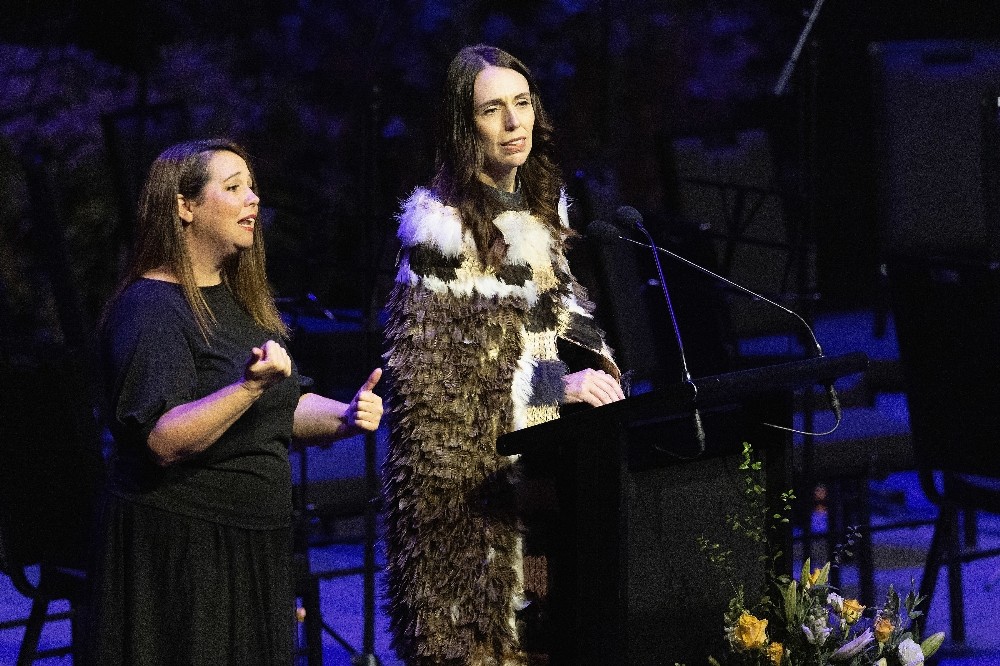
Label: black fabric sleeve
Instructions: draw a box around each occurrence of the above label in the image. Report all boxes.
[106,285,199,448]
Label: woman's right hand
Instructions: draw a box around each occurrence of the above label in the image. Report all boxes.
[149,340,293,465]
[562,368,625,407]
[242,340,292,395]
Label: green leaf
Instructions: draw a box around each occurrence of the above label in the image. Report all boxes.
[784,579,799,621]
[921,631,946,658]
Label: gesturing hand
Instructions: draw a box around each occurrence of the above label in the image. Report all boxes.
[243,340,293,394]
[346,368,384,433]
[562,368,625,407]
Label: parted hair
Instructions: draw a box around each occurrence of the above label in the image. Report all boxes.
[431,44,565,269]
[105,138,287,340]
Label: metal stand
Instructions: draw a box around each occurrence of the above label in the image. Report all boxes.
[775,0,828,582]
[291,1,394,661]
[291,433,382,666]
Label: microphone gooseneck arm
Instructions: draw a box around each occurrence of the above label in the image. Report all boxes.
[593,216,842,437]
[635,219,707,455]
[612,233,824,357]
[610,207,706,453]
[634,221,694,384]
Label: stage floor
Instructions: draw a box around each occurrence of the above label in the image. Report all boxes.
[3,309,999,665]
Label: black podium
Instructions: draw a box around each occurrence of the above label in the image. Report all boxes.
[498,352,868,665]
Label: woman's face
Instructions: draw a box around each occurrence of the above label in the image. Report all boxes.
[177,150,259,278]
[472,65,534,191]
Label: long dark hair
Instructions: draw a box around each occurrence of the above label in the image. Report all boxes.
[431,44,565,269]
[104,138,287,340]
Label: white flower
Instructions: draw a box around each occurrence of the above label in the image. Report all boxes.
[827,591,845,613]
[898,637,925,666]
[830,628,875,661]
[801,619,832,646]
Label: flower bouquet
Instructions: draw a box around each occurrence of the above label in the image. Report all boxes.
[701,444,945,666]
[713,558,944,666]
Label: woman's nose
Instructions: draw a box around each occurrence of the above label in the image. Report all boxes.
[504,105,522,130]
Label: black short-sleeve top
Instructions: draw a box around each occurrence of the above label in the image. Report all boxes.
[101,278,300,529]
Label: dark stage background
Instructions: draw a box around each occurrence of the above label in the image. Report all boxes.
[3,0,999,354]
[4,2,1000,664]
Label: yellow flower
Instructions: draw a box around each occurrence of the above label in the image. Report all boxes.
[841,598,865,625]
[767,641,784,665]
[807,568,822,587]
[873,615,894,643]
[799,559,830,589]
[733,612,768,651]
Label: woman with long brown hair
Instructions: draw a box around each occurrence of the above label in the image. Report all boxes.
[85,138,383,664]
[382,46,624,665]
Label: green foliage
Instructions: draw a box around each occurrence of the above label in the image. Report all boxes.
[698,442,795,580]
[699,444,945,666]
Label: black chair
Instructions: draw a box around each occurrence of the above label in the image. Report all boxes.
[289,446,384,666]
[0,535,87,666]
[887,254,1000,643]
[0,355,105,664]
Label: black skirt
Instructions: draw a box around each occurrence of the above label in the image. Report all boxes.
[81,495,294,665]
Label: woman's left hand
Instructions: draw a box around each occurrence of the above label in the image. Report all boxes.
[346,368,384,432]
[562,368,625,407]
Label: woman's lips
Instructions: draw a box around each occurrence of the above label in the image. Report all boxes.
[502,138,526,153]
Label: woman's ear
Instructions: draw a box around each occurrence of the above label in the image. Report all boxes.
[177,194,194,223]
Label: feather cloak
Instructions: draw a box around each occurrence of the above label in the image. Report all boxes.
[382,188,616,665]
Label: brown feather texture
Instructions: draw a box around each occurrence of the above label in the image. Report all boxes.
[381,189,617,665]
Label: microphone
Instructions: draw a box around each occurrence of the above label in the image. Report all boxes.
[592,208,842,436]
[609,206,706,454]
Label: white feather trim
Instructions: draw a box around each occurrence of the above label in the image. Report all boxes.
[394,188,560,308]
[493,211,553,271]
[397,268,539,305]
[397,188,466,256]
[510,339,535,433]
[558,191,570,228]
[564,293,593,318]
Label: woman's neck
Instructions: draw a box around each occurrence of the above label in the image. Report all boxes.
[186,244,225,286]
[477,168,517,193]
[142,267,179,283]
[191,266,223,286]
[142,265,221,287]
